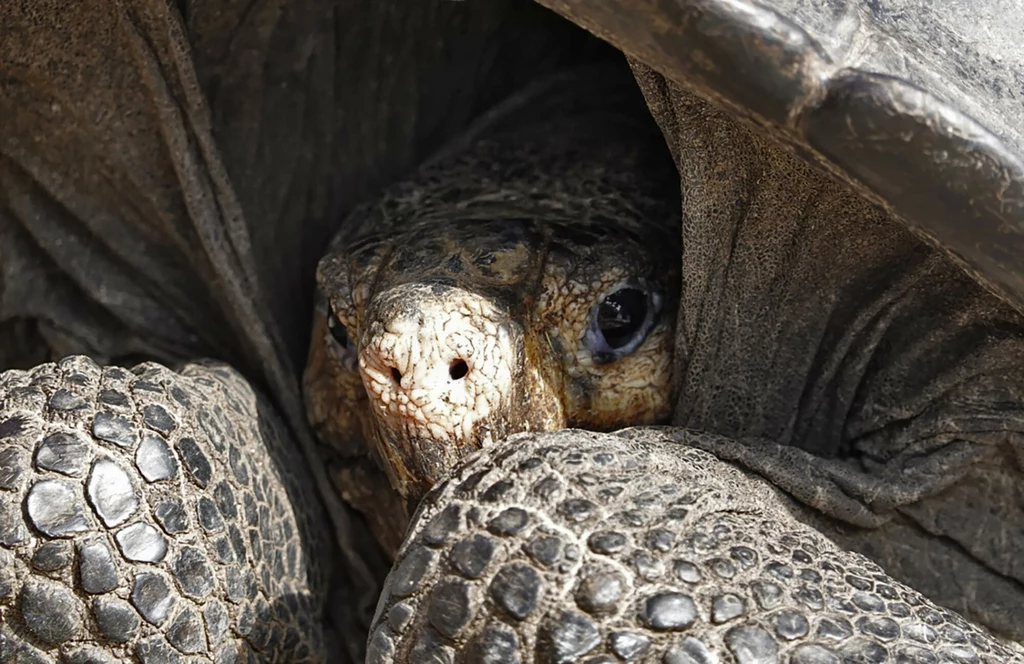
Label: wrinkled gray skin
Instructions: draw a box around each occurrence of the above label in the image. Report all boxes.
[1,1,1024,663]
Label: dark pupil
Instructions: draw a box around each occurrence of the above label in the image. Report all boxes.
[597,288,647,348]
[327,312,349,349]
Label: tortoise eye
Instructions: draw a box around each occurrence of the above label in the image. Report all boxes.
[583,281,662,363]
[596,288,648,348]
[326,310,350,349]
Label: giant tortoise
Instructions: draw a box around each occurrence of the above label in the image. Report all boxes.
[0,1,1023,662]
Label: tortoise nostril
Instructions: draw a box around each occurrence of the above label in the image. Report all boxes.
[391,367,402,384]
[449,359,468,381]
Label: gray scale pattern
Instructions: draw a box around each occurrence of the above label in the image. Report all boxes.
[369,429,1024,663]
[0,356,334,661]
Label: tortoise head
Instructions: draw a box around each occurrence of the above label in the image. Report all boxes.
[303,100,680,547]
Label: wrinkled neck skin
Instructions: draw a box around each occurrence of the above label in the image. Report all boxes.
[303,70,681,555]
[632,69,1024,640]
[658,85,1024,460]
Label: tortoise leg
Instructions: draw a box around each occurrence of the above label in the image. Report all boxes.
[370,429,1024,663]
[0,356,347,662]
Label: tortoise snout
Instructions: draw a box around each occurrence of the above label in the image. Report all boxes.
[360,319,480,411]
[358,283,519,496]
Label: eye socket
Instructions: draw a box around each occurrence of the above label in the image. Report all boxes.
[325,306,360,372]
[326,309,350,349]
[583,282,662,363]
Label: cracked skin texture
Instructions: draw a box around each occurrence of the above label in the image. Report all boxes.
[304,73,682,557]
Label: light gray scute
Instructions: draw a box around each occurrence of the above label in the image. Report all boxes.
[469,625,522,664]
[92,412,138,449]
[490,562,543,620]
[87,458,138,527]
[587,531,627,555]
[131,571,176,626]
[422,504,463,546]
[711,593,745,623]
[428,578,476,638]
[450,533,497,578]
[389,546,437,597]
[575,569,625,615]
[34,431,90,476]
[26,479,91,536]
[663,636,717,664]
[725,624,778,664]
[775,610,809,640]
[673,560,701,584]
[641,592,698,631]
[135,432,179,482]
[790,644,841,664]
[366,627,396,664]
[609,631,651,660]
[388,602,414,634]
[538,610,601,662]
[116,522,168,562]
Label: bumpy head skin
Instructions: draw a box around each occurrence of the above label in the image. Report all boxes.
[303,85,680,552]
